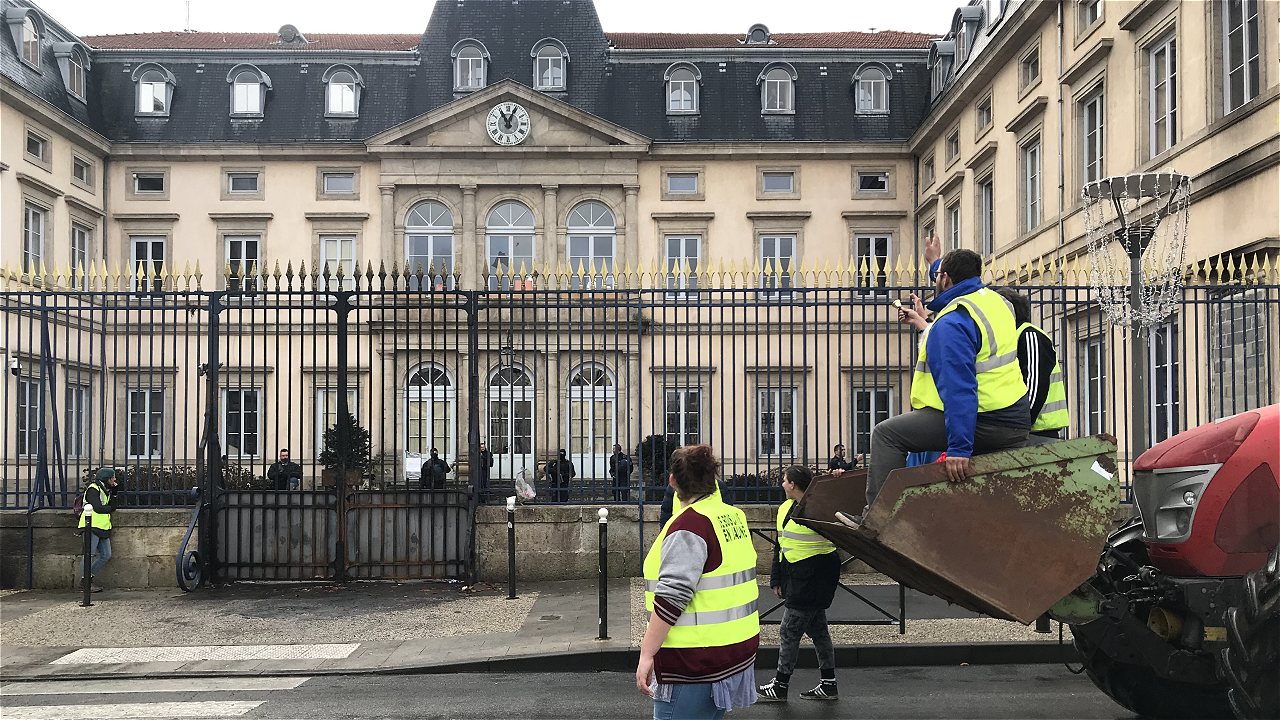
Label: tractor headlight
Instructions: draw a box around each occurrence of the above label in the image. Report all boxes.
[1183,491,1196,505]
[1133,464,1219,543]
[1175,508,1192,535]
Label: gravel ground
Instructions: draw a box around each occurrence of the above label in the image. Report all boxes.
[628,578,1068,646]
[0,584,537,647]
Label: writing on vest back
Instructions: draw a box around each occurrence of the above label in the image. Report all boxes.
[716,513,749,543]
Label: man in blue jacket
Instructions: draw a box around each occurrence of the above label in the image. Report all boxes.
[842,248,1030,520]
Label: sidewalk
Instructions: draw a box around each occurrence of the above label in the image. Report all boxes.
[0,578,1074,681]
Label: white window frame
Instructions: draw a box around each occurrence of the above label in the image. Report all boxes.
[131,235,165,292]
[853,234,891,296]
[227,172,260,194]
[65,383,89,459]
[1223,0,1262,112]
[315,387,358,454]
[1021,136,1042,232]
[225,234,261,293]
[321,172,356,195]
[70,223,90,289]
[976,95,993,132]
[1079,0,1102,29]
[757,387,797,458]
[1078,337,1107,436]
[534,45,566,91]
[761,67,794,113]
[1148,32,1178,157]
[405,200,455,291]
[1149,320,1181,445]
[222,388,261,459]
[326,71,359,116]
[567,201,616,290]
[759,234,796,296]
[454,45,486,91]
[486,200,535,291]
[230,71,262,116]
[21,16,39,67]
[856,171,890,193]
[762,171,795,194]
[666,67,699,113]
[663,388,702,448]
[67,51,86,99]
[666,173,699,195]
[25,130,47,164]
[856,68,889,113]
[22,202,45,276]
[852,387,892,457]
[945,130,960,163]
[16,376,40,458]
[319,234,357,291]
[72,156,93,186]
[127,388,164,459]
[664,234,701,298]
[407,365,456,462]
[1020,46,1041,89]
[136,69,170,116]
[1081,88,1105,184]
[133,172,166,195]
[947,201,962,250]
[978,176,995,256]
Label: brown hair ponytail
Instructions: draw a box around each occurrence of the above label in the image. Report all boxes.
[668,444,720,500]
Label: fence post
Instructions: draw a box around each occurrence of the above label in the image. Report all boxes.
[506,495,517,600]
[333,291,352,583]
[598,507,609,640]
[80,504,93,607]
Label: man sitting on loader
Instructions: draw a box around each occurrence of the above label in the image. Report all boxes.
[839,248,1030,525]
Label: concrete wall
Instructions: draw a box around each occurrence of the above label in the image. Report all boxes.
[0,508,191,590]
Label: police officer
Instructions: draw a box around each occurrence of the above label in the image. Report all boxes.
[78,467,120,593]
[845,249,1030,522]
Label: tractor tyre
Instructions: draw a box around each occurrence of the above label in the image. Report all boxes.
[1222,546,1280,720]
[1073,624,1233,719]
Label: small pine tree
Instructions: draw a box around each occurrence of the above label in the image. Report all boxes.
[319,411,372,473]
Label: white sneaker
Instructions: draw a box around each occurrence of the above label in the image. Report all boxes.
[835,511,862,528]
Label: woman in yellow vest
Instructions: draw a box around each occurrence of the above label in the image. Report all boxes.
[77,467,120,593]
[758,466,840,703]
[637,444,760,719]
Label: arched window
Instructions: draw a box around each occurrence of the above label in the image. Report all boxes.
[746,23,771,45]
[759,64,796,114]
[406,364,455,464]
[21,15,39,66]
[567,364,615,481]
[531,39,568,91]
[486,200,535,291]
[665,63,700,114]
[133,63,177,116]
[855,65,890,114]
[227,64,270,117]
[488,366,534,477]
[323,65,363,117]
[566,201,616,290]
[405,200,454,290]
[452,40,489,91]
[68,48,86,98]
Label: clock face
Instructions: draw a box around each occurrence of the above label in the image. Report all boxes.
[486,102,531,146]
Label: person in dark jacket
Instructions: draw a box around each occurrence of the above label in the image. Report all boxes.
[609,444,633,502]
[758,465,840,703]
[477,442,494,497]
[827,444,855,472]
[423,448,450,490]
[545,449,575,502]
[266,448,303,491]
[77,467,120,593]
[994,287,1069,442]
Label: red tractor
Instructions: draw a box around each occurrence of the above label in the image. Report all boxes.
[1070,405,1279,719]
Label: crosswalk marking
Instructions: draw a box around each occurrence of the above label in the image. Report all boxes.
[2,676,310,696]
[51,643,358,664]
[2,700,265,718]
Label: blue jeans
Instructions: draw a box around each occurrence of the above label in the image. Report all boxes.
[89,534,112,576]
[653,683,724,720]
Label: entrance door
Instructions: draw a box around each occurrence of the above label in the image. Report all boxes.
[568,364,615,482]
[488,367,534,480]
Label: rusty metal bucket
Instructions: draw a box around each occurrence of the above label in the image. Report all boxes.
[793,435,1119,624]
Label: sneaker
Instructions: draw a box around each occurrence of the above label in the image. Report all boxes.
[835,511,863,528]
[800,680,838,701]
[79,577,103,593]
[757,678,789,703]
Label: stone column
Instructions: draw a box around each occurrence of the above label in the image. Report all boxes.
[379,184,395,275]
[623,185,640,276]
[541,185,558,276]
[460,184,478,290]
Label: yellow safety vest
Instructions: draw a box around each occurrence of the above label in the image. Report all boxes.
[1019,322,1070,432]
[910,287,1027,413]
[77,482,113,532]
[776,499,835,563]
[643,492,760,650]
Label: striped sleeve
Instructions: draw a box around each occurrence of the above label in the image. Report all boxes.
[1020,329,1041,405]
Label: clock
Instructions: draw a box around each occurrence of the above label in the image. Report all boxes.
[486,102,531,146]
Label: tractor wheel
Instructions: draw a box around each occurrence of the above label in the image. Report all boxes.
[1073,624,1233,719]
[1222,546,1280,720]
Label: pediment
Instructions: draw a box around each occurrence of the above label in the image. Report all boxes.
[368,80,649,150]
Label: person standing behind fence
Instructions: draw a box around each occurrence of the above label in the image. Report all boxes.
[993,287,1070,442]
[267,448,303,491]
[477,442,494,497]
[546,449,575,502]
[77,467,120,593]
[758,465,840,703]
[827,444,855,472]
[424,448,450,490]
[609,443,633,502]
[637,444,758,719]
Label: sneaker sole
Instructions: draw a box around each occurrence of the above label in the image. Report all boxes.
[756,697,788,703]
[801,695,838,701]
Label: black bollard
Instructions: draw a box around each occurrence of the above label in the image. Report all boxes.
[506,495,517,600]
[598,507,609,640]
[80,503,93,607]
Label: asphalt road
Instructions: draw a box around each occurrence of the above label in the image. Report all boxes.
[1,666,1133,719]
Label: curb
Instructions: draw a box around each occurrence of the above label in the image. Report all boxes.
[1,641,1079,682]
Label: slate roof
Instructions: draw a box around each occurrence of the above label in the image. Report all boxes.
[80,32,421,52]
[0,2,95,133]
[3,0,935,145]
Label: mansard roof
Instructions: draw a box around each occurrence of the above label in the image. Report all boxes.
[607,30,936,50]
[80,32,420,52]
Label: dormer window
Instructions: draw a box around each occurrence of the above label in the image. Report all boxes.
[854,64,891,114]
[323,64,363,117]
[664,63,700,114]
[531,38,568,91]
[21,15,39,66]
[746,23,771,45]
[758,63,797,114]
[68,49,85,96]
[133,63,176,117]
[227,64,270,117]
[53,42,90,100]
[452,39,489,92]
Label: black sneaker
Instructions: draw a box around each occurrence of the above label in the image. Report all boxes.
[757,678,789,703]
[800,680,838,701]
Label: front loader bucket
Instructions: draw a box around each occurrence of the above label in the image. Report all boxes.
[794,435,1119,624]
